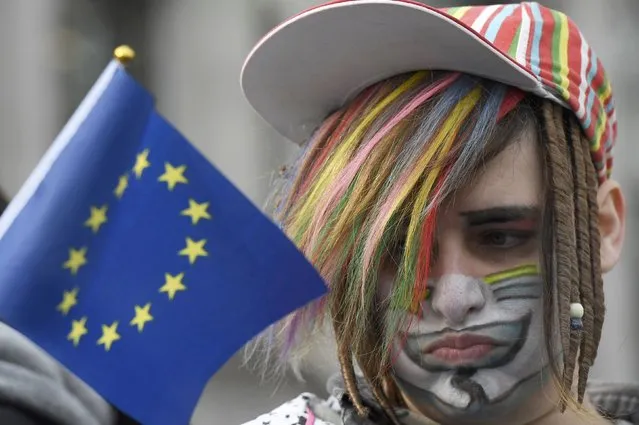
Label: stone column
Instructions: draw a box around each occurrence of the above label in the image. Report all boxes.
[0,0,61,198]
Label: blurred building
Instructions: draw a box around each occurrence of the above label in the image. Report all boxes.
[0,1,637,423]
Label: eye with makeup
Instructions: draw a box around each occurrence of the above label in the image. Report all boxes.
[463,206,540,262]
[474,228,537,250]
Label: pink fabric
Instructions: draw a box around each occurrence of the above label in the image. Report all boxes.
[306,405,317,425]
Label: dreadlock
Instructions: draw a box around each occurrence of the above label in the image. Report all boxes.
[539,101,604,406]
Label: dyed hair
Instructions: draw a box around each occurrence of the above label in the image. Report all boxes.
[246,71,603,422]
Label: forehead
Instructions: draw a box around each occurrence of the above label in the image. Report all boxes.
[450,128,541,212]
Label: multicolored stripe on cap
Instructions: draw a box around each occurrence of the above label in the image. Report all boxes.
[444,2,617,182]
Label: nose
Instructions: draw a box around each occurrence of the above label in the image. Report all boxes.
[430,274,486,326]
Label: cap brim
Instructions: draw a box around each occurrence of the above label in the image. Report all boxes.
[241,0,545,145]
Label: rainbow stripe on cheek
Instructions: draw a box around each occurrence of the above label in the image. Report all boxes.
[482,264,540,285]
[406,264,540,314]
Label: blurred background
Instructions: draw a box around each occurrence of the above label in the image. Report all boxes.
[0,0,637,423]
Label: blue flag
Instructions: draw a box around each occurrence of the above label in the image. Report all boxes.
[0,59,326,425]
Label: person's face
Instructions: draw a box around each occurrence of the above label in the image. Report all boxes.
[378,131,555,424]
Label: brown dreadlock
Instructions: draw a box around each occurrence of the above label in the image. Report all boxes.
[540,101,604,407]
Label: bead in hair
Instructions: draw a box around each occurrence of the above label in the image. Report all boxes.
[570,302,584,331]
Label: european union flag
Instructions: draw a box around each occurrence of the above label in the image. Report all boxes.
[0,56,326,425]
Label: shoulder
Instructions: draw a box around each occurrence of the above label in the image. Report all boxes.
[0,402,59,425]
[587,381,639,424]
[241,393,342,425]
[0,323,116,425]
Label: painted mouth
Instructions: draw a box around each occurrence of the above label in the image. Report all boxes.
[403,313,532,372]
[423,334,509,365]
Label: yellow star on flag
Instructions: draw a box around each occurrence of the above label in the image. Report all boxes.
[67,316,88,347]
[56,288,79,315]
[63,247,87,275]
[133,149,151,179]
[97,322,120,351]
[114,174,129,199]
[158,162,188,191]
[181,199,212,225]
[84,205,108,233]
[179,238,208,264]
[159,272,187,300]
[130,303,153,332]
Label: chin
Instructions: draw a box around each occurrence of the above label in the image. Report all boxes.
[394,366,552,425]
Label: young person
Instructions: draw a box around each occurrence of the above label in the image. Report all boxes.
[239,1,638,424]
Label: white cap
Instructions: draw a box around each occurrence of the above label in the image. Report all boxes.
[240,0,545,145]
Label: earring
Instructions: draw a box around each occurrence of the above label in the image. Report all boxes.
[570,303,584,330]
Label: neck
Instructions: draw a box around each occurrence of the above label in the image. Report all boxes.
[524,402,609,425]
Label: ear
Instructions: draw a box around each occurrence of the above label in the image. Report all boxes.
[597,179,626,273]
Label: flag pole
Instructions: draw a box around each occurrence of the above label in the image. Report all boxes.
[113,45,136,66]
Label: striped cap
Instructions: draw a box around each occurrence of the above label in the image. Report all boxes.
[443,2,616,181]
[241,1,617,182]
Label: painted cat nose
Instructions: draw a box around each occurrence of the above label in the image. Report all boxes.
[430,274,486,326]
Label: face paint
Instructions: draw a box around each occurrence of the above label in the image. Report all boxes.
[387,264,555,421]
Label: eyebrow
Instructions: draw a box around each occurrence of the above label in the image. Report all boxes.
[459,206,540,226]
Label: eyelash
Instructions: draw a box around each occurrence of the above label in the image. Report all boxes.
[388,230,535,266]
[475,229,536,249]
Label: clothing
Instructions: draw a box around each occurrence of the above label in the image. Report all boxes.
[0,323,116,425]
[242,373,639,425]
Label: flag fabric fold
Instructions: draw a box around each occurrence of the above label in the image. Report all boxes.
[0,60,326,425]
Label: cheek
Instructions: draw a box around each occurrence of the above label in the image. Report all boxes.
[391,345,440,390]
[495,297,543,318]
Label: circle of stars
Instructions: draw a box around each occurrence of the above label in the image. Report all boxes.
[58,148,212,351]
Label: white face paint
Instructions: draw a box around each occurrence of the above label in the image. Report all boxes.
[377,135,561,423]
[383,267,553,422]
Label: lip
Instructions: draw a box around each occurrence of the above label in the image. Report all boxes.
[424,333,502,353]
[423,334,506,364]
[402,314,532,371]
